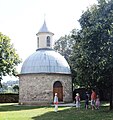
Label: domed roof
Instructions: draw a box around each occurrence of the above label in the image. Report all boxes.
[21,48,71,74]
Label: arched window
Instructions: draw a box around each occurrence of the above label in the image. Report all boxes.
[47,36,50,47]
[37,37,39,48]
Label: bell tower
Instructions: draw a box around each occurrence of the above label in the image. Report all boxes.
[36,20,54,49]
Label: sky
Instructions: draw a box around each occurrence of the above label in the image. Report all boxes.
[0,0,97,81]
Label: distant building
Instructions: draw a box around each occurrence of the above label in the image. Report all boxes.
[1,80,19,93]
[19,20,72,105]
[2,80,19,86]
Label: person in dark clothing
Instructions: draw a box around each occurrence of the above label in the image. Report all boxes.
[85,92,89,109]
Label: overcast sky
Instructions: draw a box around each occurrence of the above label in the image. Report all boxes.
[0,0,97,81]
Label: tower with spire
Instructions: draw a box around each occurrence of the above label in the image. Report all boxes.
[36,20,54,49]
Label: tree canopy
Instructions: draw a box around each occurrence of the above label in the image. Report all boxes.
[71,0,113,88]
[13,85,19,93]
[54,30,77,61]
[0,32,21,85]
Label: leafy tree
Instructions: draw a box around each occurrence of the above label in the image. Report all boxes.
[0,32,21,86]
[13,85,19,93]
[0,84,8,93]
[70,0,113,109]
[54,32,76,61]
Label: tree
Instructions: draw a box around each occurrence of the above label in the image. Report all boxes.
[0,84,8,93]
[0,32,21,86]
[70,0,113,109]
[13,85,19,93]
[54,30,77,61]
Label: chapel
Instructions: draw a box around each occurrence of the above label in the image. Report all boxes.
[19,20,72,105]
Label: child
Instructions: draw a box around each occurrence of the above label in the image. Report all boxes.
[75,93,80,109]
[54,93,58,112]
[95,95,100,109]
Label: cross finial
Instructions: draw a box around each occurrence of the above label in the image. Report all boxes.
[44,13,46,21]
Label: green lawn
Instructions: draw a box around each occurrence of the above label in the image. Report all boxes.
[0,102,113,120]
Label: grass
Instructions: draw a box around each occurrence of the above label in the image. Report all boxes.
[0,102,113,120]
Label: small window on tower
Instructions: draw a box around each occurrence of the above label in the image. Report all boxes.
[47,36,50,47]
[37,37,39,48]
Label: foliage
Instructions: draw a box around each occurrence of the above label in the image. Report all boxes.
[70,0,113,89]
[70,0,113,109]
[54,31,76,61]
[0,84,8,93]
[0,32,21,85]
[13,85,19,93]
[0,102,113,120]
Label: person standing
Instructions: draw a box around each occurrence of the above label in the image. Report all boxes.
[91,89,97,110]
[85,92,89,109]
[95,95,100,109]
[54,93,58,112]
[75,93,80,109]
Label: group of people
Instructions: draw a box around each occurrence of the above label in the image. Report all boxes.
[75,89,100,110]
[53,89,100,112]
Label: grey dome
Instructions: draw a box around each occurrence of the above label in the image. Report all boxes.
[21,48,71,74]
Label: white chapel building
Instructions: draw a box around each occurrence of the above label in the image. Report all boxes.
[19,20,72,105]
